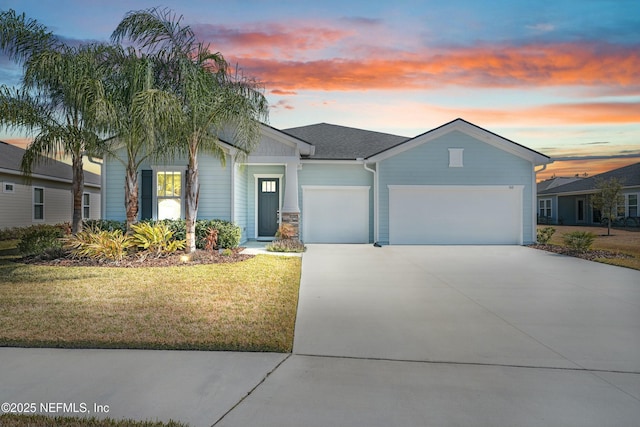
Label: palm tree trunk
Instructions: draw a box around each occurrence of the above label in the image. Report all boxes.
[125,160,139,232]
[185,148,199,253]
[71,154,84,234]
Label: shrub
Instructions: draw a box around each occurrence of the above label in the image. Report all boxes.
[16,224,67,257]
[266,239,306,253]
[129,223,186,257]
[83,219,126,232]
[562,231,596,252]
[275,223,296,240]
[202,227,219,251]
[66,228,133,261]
[151,219,241,249]
[537,227,556,244]
[0,226,24,241]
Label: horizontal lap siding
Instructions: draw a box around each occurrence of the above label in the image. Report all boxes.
[298,163,374,242]
[104,150,231,222]
[234,163,248,242]
[379,131,534,244]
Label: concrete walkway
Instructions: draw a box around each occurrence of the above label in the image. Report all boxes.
[2,245,640,426]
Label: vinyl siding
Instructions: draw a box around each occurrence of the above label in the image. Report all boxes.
[298,163,374,242]
[378,130,535,244]
[104,149,231,222]
[0,172,100,228]
[234,163,248,242]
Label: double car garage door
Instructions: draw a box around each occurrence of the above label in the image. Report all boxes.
[302,185,523,244]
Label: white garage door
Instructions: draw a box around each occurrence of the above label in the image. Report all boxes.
[302,186,370,243]
[389,185,523,244]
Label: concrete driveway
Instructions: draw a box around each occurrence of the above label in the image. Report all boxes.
[2,245,640,426]
[218,245,640,427]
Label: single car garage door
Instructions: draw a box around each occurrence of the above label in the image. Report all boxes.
[302,186,370,243]
[389,185,523,244]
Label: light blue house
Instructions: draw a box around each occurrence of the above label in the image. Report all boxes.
[102,118,550,245]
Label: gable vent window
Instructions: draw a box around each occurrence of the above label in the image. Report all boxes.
[449,148,464,168]
[3,182,15,193]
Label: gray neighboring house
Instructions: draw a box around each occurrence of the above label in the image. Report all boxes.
[0,141,101,229]
[103,118,550,245]
[537,162,640,226]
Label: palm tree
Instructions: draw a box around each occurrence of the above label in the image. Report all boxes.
[95,45,181,232]
[112,7,269,252]
[0,10,106,233]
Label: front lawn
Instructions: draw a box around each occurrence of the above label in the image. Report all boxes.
[0,255,301,352]
[536,225,640,270]
[0,414,187,427]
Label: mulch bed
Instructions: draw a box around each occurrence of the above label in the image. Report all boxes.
[528,244,634,262]
[20,248,253,268]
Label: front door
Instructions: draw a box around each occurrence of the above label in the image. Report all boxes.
[258,178,279,238]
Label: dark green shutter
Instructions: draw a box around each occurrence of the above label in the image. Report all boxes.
[140,170,153,220]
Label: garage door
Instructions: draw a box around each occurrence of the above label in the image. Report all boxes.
[302,186,370,243]
[389,185,523,244]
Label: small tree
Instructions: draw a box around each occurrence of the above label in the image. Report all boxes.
[591,177,624,236]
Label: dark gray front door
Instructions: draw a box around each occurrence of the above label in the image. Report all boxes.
[258,178,279,237]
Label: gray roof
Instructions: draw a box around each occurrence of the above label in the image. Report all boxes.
[537,177,583,192]
[283,123,409,160]
[539,162,640,195]
[0,141,101,187]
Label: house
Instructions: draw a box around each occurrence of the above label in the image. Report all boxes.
[0,141,101,229]
[102,118,550,245]
[537,162,640,226]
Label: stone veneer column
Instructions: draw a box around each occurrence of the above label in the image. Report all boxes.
[281,161,300,239]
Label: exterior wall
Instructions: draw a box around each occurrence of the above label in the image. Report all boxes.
[252,137,297,157]
[103,149,231,222]
[298,163,374,242]
[245,165,285,239]
[234,163,248,242]
[378,130,535,244]
[0,172,100,228]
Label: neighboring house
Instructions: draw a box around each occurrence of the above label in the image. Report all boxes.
[537,162,640,226]
[0,141,101,229]
[102,118,550,245]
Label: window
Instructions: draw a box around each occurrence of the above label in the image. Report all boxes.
[3,182,15,193]
[33,187,44,221]
[261,180,277,193]
[157,171,182,220]
[539,199,552,218]
[627,194,638,217]
[82,193,91,219]
[448,148,464,167]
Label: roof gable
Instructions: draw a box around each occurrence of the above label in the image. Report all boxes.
[539,162,640,195]
[367,118,550,165]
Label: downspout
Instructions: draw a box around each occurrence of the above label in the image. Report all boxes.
[361,159,379,245]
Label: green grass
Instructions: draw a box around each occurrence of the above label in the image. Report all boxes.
[0,414,187,427]
[0,255,301,352]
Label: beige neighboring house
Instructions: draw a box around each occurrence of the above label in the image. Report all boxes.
[0,141,101,229]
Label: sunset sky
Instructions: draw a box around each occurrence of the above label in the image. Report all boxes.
[1,0,639,180]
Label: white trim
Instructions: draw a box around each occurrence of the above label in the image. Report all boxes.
[32,186,45,222]
[253,174,283,239]
[302,185,371,191]
[82,192,91,219]
[300,159,365,165]
[3,181,15,193]
[152,166,186,220]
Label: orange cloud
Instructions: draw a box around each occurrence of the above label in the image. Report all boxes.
[537,158,639,181]
[227,42,640,93]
